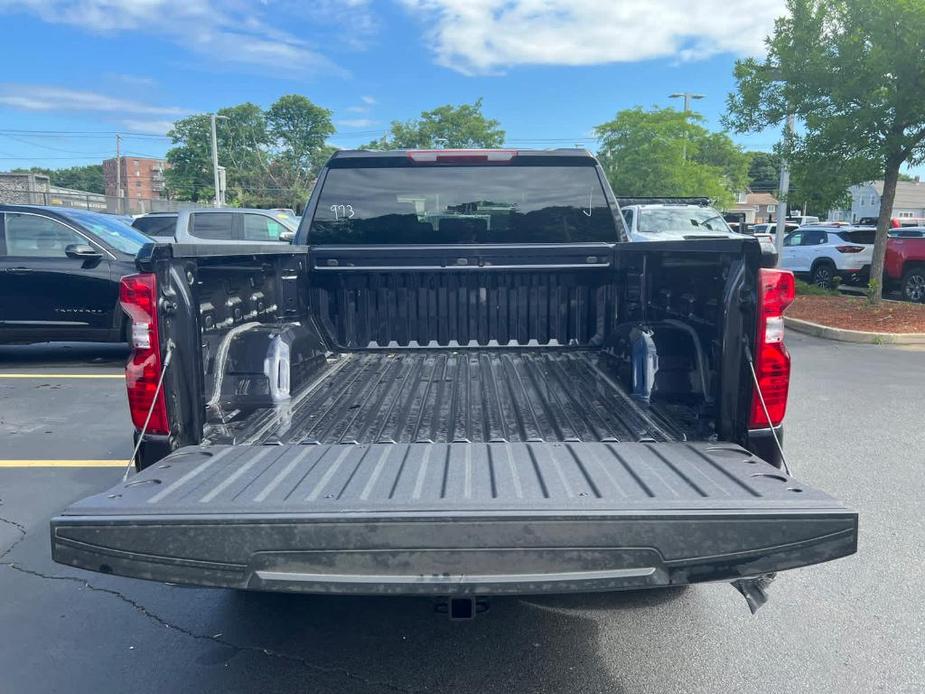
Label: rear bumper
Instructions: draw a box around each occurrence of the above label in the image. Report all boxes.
[51,441,857,596]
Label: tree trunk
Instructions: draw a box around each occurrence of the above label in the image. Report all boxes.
[869,158,902,305]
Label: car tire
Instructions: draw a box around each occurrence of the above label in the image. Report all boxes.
[811,260,837,289]
[901,265,925,303]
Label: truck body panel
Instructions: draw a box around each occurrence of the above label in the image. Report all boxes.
[50,150,857,605]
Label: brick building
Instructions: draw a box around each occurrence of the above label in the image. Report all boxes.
[103,156,167,205]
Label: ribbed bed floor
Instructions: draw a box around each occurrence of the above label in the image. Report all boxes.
[214,350,693,446]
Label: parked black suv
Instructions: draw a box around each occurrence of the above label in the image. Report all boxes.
[0,205,150,345]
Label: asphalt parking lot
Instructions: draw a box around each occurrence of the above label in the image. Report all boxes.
[1,334,923,694]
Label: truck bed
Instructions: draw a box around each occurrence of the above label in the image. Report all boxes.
[210,350,695,447]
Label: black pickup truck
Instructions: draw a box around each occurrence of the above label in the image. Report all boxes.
[51,149,856,614]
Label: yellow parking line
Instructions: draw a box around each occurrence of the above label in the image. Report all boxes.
[0,460,127,468]
[0,373,124,379]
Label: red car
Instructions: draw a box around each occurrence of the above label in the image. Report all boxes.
[885,228,925,302]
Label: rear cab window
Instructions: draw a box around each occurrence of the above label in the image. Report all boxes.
[190,212,235,240]
[307,156,618,245]
[133,215,177,237]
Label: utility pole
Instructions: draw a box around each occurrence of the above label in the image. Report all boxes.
[115,133,122,214]
[669,92,704,161]
[210,114,222,208]
[774,113,796,259]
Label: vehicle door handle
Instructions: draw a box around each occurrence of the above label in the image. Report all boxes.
[3,267,33,273]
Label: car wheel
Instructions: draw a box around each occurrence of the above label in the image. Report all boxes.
[902,266,925,303]
[811,261,836,289]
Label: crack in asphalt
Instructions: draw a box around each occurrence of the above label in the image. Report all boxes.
[0,562,422,694]
[0,515,28,561]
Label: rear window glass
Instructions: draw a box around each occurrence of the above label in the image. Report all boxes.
[132,215,176,237]
[308,165,618,244]
[191,213,234,240]
[836,230,875,244]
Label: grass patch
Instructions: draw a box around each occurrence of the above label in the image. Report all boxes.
[794,279,841,296]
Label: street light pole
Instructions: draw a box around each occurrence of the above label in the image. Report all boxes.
[210,114,228,208]
[774,113,796,259]
[669,92,704,161]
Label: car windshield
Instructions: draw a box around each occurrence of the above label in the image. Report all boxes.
[64,209,151,254]
[636,207,735,234]
[308,165,618,244]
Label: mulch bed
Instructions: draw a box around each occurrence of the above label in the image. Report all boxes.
[788,295,925,333]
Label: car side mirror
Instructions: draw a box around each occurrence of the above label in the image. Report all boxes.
[279,230,295,242]
[65,243,102,260]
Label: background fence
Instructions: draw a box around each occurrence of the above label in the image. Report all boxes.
[0,187,211,216]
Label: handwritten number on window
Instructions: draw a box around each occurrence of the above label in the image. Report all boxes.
[329,204,355,220]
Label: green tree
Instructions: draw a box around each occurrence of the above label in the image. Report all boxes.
[12,164,105,194]
[364,99,504,149]
[594,107,750,207]
[164,95,335,209]
[725,0,925,302]
[746,152,780,191]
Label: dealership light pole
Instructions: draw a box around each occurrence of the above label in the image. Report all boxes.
[775,113,796,258]
[669,92,704,161]
[210,114,229,208]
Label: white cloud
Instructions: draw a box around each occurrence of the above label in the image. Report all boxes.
[0,0,350,77]
[346,105,369,113]
[400,0,785,74]
[360,95,377,104]
[336,118,379,128]
[120,119,176,135]
[0,85,184,115]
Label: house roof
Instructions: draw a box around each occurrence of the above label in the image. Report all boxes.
[728,190,779,212]
[870,181,925,208]
[745,192,778,206]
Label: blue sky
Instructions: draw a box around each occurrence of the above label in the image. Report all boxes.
[0,0,792,170]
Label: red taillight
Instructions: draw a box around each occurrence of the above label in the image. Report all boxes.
[119,273,169,435]
[407,149,517,164]
[835,245,864,253]
[748,268,795,429]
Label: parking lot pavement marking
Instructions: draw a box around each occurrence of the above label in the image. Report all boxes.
[0,460,126,467]
[0,373,124,379]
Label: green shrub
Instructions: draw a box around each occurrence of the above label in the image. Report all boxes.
[794,279,839,296]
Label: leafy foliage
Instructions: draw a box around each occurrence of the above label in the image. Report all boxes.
[364,99,504,150]
[746,152,780,192]
[164,95,334,209]
[724,0,925,302]
[595,107,750,208]
[12,164,105,194]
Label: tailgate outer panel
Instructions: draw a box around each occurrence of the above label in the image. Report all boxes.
[51,442,858,594]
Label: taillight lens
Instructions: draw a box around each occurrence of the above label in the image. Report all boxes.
[749,269,795,429]
[119,273,169,435]
[835,245,864,253]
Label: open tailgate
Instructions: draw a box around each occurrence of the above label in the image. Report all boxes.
[51,442,857,598]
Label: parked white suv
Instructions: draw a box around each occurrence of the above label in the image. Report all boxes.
[780,225,875,286]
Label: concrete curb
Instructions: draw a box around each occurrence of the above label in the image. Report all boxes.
[785,317,925,344]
